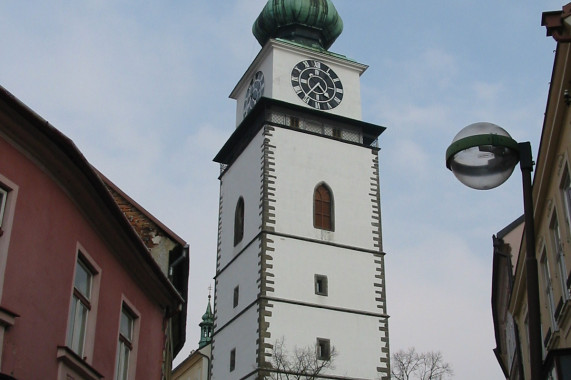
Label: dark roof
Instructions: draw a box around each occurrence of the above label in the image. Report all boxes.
[214,97,385,167]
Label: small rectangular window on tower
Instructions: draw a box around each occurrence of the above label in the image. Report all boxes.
[233,286,239,308]
[316,338,331,360]
[332,128,342,139]
[315,275,328,296]
[289,116,300,128]
[230,348,236,372]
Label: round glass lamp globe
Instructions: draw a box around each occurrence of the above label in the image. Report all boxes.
[446,122,519,190]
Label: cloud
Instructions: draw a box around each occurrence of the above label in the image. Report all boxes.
[0,2,557,379]
[386,225,498,379]
[382,138,431,182]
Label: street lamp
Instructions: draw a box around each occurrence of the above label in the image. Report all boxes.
[446,122,542,380]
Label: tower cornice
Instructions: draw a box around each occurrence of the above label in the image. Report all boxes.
[214,97,385,167]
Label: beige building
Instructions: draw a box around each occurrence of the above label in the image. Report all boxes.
[172,346,211,380]
[492,216,525,378]
[492,3,571,379]
[172,296,213,380]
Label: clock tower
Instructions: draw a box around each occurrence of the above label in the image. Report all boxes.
[211,1,390,379]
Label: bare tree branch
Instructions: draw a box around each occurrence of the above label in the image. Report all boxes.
[391,347,421,380]
[266,337,337,380]
[391,348,453,380]
[418,351,453,380]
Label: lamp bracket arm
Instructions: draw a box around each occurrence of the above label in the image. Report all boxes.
[518,142,534,172]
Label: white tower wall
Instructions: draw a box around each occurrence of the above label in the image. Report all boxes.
[212,122,389,379]
[217,131,264,270]
[210,304,259,380]
[267,302,387,378]
[213,11,389,379]
[232,41,367,126]
[270,126,380,249]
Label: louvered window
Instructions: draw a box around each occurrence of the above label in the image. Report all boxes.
[314,185,333,231]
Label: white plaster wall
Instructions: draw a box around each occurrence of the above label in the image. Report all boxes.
[211,306,259,380]
[270,126,379,250]
[269,237,382,313]
[218,130,264,270]
[235,53,274,124]
[215,239,261,328]
[234,41,365,126]
[265,301,385,379]
[270,46,363,120]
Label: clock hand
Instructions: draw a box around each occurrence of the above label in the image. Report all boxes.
[307,81,320,95]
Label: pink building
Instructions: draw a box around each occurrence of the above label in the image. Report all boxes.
[0,86,189,380]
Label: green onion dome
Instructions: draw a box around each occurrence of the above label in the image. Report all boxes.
[252,0,343,50]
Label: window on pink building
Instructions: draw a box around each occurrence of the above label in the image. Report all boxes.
[0,186,7,231]
[116,305,137,380]
[67,257,94,357]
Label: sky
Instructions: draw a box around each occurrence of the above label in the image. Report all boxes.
[0,1,565,378]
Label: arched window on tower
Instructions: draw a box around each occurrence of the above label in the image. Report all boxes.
[234,197,244,246]
[314,184,333,231]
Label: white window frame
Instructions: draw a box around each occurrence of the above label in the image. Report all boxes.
[561,170,571,236]
[0,175,18,307]
[66,247,100,363]
[67,257,94,357]
[115,298,140,380]
[541,249,558,332]
[0,186,7,229]
[551,213,569,301]
[116,307,135,380]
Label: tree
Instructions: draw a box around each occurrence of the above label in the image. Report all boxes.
[264,337,337,379]
[392,347,421,380]
[391,348,453,380]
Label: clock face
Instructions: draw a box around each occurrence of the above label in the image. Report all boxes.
[243,71,265,118]
[291,60,343,110]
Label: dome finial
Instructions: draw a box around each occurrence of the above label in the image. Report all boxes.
[252,0,343,50]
